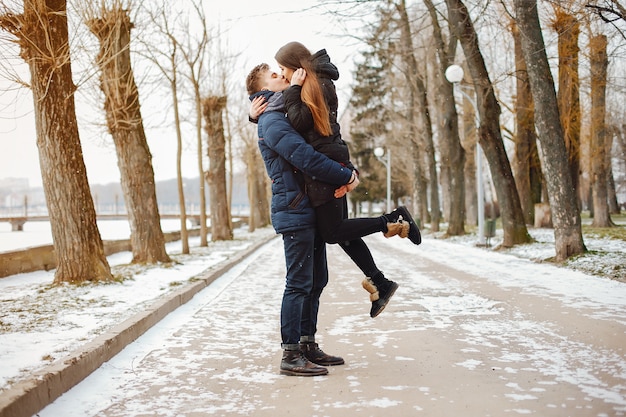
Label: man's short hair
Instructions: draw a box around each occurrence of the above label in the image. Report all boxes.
[246,63,269,95]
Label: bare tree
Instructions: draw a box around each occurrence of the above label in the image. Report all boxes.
[589,33,614,226]
[511,21,542,225]
[513,0,586,261]
[214,37,235,229]
[140,2,189,254]
[553,6,582,206]
[179,0,209,246]
[395,0,438,231]
[445,0,531,247]
[586,0,626,38]
[607,126,621,214]
[202,96,232,241]
[213,37,241,233]
[0,0,112,283]
[85,3,170,264]
[424,0,465,235]
[459,77,479,227]
[585,0,626,214]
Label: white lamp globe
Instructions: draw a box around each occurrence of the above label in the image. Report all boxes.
[445,64,464,83]
[374,147,385,157]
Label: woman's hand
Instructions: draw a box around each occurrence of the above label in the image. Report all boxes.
[334,171,360,198]
[334,185,348,198]
[346,172,360,193]
[249,96,268,120]
[291,68,306,86]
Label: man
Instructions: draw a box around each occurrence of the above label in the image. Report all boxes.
[246,63,358,376]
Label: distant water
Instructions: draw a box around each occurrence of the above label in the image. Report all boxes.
[0,219,184,253]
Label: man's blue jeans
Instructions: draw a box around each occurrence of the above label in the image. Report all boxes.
[281,227,328,347]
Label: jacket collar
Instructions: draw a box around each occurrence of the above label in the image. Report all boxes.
[250,90,285,113]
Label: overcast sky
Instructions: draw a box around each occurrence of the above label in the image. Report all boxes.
[0,1,360,188]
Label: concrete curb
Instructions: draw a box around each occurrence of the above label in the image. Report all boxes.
[0,234,277,417]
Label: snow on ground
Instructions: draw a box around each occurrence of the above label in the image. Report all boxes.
[444,222,626,282]
[0,222,276,391]
[0,217,624,396]
[33,227,626,416]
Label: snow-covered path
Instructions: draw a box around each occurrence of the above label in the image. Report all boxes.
[36,233,625,417]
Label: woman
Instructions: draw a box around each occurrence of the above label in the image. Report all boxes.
[271,41,421,318]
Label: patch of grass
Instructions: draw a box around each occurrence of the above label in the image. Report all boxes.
[110,274,127,284]
[582,224,626,241]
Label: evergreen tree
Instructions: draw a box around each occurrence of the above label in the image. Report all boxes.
[349,44,392,209]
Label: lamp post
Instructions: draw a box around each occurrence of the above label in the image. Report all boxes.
[445,64,486,246]
[374,147,391,213]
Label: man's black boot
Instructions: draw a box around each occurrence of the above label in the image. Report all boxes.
[384,206,422,245]
[300,341,345,366]
[280,348,328,376]
[363,273,399,318]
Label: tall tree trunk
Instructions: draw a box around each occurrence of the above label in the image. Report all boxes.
[202,96,233,241]
[460,87,478,227]
[446,0,530,247]
[589,34,613,227]
[512,22,542,225]
[615,126,626,212]
[0,0,112,283]
[514,0,586,261]
[607,127,620,215]
[141,5,188,254]
[245,138,270,231]
[404,83,430,227]
[194,84,208,246]
[174,2,210,247]
[225,108,234,232]
[553,8,582,207]
[170,46,189,254]
[424,0,465,235]
[396,0,440,231]
[88,7,170,264]
[607,159,620,215]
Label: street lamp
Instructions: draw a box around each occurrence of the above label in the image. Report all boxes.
[445,64,486,246]
[374,147,391,213]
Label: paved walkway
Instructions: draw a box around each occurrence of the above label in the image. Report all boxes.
[31,235,626,416]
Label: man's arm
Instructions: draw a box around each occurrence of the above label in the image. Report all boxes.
[262,115,353,186]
